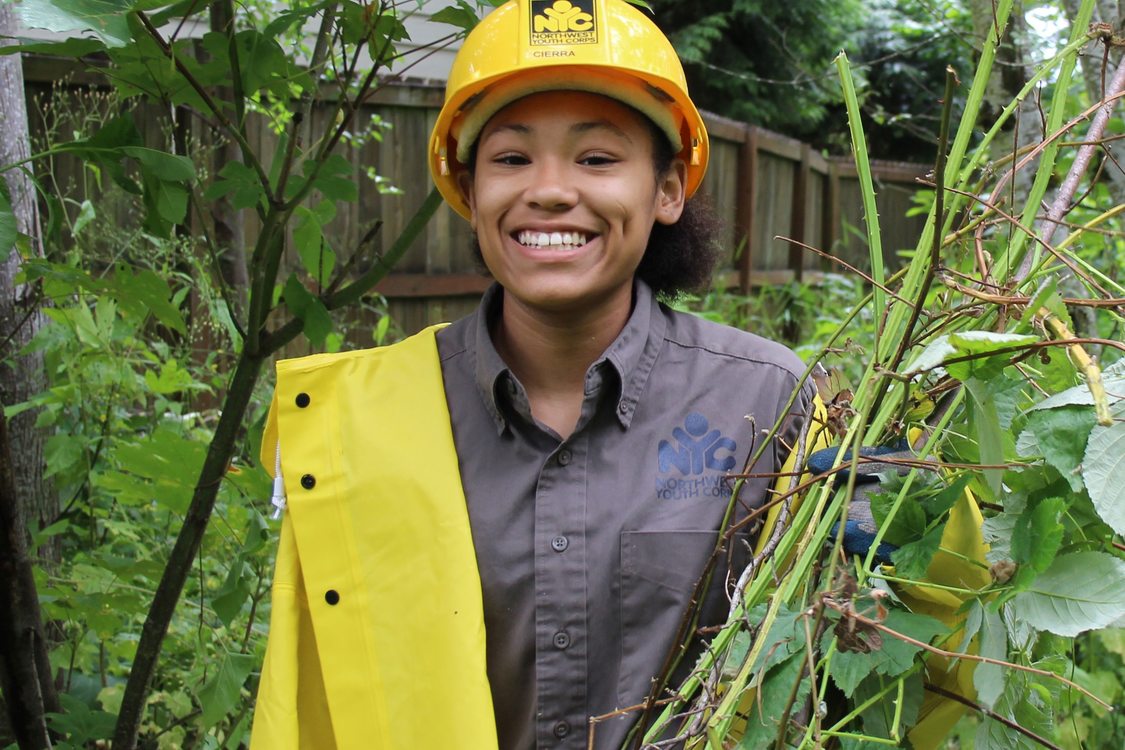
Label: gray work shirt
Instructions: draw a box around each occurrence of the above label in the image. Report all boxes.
[435,281,815,750]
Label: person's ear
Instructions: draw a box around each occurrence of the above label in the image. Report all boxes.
[654,158,687,226]
[456,169,477,230]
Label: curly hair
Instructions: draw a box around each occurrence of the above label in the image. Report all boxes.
[463,107,723,300]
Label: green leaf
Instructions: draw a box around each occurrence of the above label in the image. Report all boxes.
[303,154,358,203]
[47,693,116,742]
[1011,552,1125,636]
[869,490,926,547]
[1010,498,1065,573]
[110,424,207,512]
[903,336,956,377]
[143,359,196,395]
[918,473,970,522]
[120,147,194,182]
[283,274,332,346]
[874,610,947,676]
[294,207,336,285]
[966,378,1004,497]
[1026,406,1096,491]
[205,161,266,211]
[45,434,85,478]
[853,670,924,741]
[889,524,943,580]
[103,267,187,334]
[827,610,946,696]
[905,331,1038,380]
[72,199,96,236]
[197,652,255,728]
[972,604,1006,710]
[1030,358,1125,411]
[0,36,107,57]
[975,667,1054,750]
[107,33,210,110]
[18,0,133,47]
[747,604,806,674]
[1017,276,1060,331]
[430,1,482,33]
[0,187,15,263]
[212,557,252,628]
[739,651,810,748]
[1083,414,1125,536]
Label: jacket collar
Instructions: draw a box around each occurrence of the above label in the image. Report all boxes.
[471,280,666,434]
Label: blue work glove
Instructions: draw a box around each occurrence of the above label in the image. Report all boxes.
[807,443,912,565]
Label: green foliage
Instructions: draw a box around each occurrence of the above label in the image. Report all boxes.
[3,1,484,747]
[647,2,1125,745]
[649,0,865,137]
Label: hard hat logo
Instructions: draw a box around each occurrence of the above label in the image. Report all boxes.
[530,0,597,45]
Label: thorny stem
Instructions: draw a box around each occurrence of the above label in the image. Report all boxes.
[777,238,913,307]
[820,598,1113,709]
[883,67,958,382]
[923,682,1062,750]
[939,277,1125,309]
[930,183,1109,295]
[1039,311,1114,425]
[1022,52,1125,281]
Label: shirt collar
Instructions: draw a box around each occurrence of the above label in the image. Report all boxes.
[470,280,666,433]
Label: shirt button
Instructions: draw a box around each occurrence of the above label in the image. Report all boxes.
[557,449,572,466]
[553,721,570,739]
[295,392,311,408]
[552,631,570,649]
[618,402,629,415]
[300,474,316,490]
[551,535,569,552]
[324,589,340,605]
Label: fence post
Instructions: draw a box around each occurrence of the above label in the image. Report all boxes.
[824,158,841,271]
[736,125,758,294]
[788,143,811,282]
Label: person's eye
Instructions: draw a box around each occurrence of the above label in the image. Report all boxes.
[492,152,530,166]
[579,153,618,167]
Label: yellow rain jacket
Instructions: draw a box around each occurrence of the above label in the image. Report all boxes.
[250,325,497,750]
[249,325,987,749]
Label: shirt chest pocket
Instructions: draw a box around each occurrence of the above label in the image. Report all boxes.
[617,529,719,707]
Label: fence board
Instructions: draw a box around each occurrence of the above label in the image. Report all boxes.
[21,57,930,340]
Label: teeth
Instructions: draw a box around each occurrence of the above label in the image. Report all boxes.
[517,230,588,249]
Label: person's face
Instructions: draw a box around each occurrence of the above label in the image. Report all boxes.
[460,91,686,318]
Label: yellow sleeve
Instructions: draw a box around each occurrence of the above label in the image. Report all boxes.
[752,390,829,558]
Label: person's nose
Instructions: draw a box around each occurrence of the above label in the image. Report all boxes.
[525,157,578,211]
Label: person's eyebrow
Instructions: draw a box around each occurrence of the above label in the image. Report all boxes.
[483,120,632,141]
[571,120,631,141]
[484,123,531,138]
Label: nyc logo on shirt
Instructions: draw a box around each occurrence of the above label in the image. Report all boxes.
[529,0,597,46]
[655,413,737,500]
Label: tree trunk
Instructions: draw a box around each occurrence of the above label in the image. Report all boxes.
[0,1,58,560]
[208,1,249,307]
[0,406,59,749]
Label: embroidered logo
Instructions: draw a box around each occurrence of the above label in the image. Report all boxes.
[529,0,597,46]
[656,413,737,500]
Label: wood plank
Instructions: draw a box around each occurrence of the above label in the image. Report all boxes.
[737,127,758,293]
[787,143,810,281]
[701,112,747,144]
[754,128,804,161]
[374,272,491,297]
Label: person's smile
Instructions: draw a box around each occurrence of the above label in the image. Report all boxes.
[462,90,685,321]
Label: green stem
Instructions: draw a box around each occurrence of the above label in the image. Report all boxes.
[835,53,885,343]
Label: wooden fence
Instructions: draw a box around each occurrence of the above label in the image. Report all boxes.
[22,56,930,339]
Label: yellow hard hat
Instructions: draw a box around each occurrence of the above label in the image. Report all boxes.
[429,0,709,220]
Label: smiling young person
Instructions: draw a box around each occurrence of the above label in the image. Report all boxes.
[250,2,817,749]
